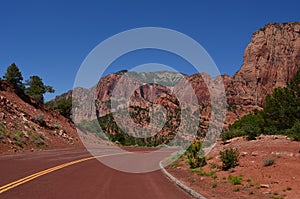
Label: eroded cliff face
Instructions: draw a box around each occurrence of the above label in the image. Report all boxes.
[56,22,300,140]
[226,22,300,123]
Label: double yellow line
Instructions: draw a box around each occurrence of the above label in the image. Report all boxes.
[0,152,130,194]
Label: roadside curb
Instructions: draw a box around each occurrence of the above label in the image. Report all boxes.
[159,161,207,199]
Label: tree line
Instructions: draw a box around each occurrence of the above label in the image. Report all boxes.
[222,69,300,141]
[1,63,54,105]
[1,63,73,120]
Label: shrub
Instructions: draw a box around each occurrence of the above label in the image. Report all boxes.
[29,133,46,147]
[221,129,245,142]
[233,186,240,192]
[284,121,300,141]
[187,140,207,169]
[228,175,242,185]
[210,163,222,169]
[0,123,8,141]
[32,114,46,126]
[220,148,239,170]
[189,168,216,177]
[53,123,61,129]
[13,131,26,148]
[263,158,276,166]
[212,182,218,188]
[46,98,72,120]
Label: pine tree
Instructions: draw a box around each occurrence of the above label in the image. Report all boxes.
[3,63,24,91]
[25,75,54,104]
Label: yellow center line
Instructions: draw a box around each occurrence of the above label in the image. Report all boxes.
[0,152,131,194]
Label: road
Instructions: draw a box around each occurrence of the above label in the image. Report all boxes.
[0,148,192,199]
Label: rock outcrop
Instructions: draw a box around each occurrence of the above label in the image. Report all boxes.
[226,22,300,123]
[54,22,300,143]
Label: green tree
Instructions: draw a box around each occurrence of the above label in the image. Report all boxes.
[222,69,300,141]
[287,69,300,120]
[263,87,295,130]
[3,63,24,91]
[25,75,54,104]
[46,98,72,120]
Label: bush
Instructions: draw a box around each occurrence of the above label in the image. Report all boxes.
[233,186,240,192]
[12,131,26,148]
[212,182,218,188]
[187,140,207,169]
[228,175,242,185]
[0,123,8,141]
[284,121,300,141]
[221,111,263,141]
[32,114,46,126]
[221,129,245,142]
[46,98,72,121]
[29,133,46,147]
[220,148,239,170]
[190,168,216,177]
[263,158,276,166]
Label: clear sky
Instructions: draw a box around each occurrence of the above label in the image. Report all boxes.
[0,0,299,101]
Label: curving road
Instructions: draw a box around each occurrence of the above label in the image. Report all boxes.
[0,148,192,199]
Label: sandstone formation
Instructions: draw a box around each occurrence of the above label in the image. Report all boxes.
[226,22,300,123]
[54,22,300,142]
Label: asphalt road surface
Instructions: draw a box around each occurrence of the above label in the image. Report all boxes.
[0,148,192,199]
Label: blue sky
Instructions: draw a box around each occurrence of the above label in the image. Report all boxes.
[0,0,299,101]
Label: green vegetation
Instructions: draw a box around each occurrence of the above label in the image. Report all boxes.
[2,63,55,105]
[12,131,26,148]
[220,148,239,171]
[98,113,151,146]
[114,69,128,75]
[46,98,72,120]
[2,63,24,92]
[29,132,46,147]
[212,182,218,188]
[222,69,300,141]
[0,122,8,141]
[25,75,54,104]
[210,163,222,169]
[189,168,216,177]
[228,175,243,185]
[32,114,46,126]
[0,119,46,148]
[97,105,181,146]
[170,161,179,168]
[186,140,207,169]
[77,119,105,138]
[263,158,276,167]
[233,186,240,192]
